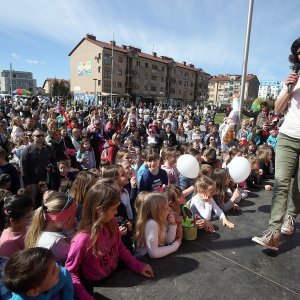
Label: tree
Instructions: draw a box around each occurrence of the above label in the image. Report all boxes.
[52,79,60,96]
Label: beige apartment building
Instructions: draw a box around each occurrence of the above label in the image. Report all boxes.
[69,34,210,106]
[208,74,259,106]
[42,78,70,94]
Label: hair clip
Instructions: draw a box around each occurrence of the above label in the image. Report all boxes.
[3,209,10,217]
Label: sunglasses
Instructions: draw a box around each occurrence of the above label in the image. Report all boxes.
[34,134,44,138]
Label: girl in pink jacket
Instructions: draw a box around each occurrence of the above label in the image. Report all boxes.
[65,182,154,299]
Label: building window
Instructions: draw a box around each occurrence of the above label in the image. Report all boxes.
[179,80,182,86]
[144,85,148,90]
[161,77,164,82]
[160,87,164,92]
[117,82,122,88]
[118,56,123,63]
[136,60,140,67]
[178,90,181,94]
[173,69,176,74]
[113,82,117,87]
[184,81,188,87]
[98,66,101,73]
[98,80,101,86]
[104,71,112,78]
[144,73,148,79]
[145,62,148,68]
[151,86,156,91]
[151,75,157,81]
[104,55,112,65]
[152,64,157,70]
[161,66,165,72]
[117,69,122,75]
[185,72,188,77]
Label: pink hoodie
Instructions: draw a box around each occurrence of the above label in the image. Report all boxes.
[65,221,145,300]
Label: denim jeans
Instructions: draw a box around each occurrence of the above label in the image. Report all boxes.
[269,133,300,229]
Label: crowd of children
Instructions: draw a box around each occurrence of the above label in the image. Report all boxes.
[0,100,279,299]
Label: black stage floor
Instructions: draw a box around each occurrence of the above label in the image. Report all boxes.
[94,186,300,300]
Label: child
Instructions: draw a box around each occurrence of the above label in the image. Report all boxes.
[134,191,149,219]
[200,164,213,177]
[236,120,249,140]
[102,164,135,253]
[139,150,168,192]
[247,157,272,191]
[57,161,76,182]
[161,147,180,185]
[0,195,34,257]
[267,128,278,152]
[247,140,257,157]
[25,192,77,266]
[211,168,242,212]
[189,176,235,230]
[134,192,181,258]
[164,185,185,240]
[3,247,74,299]
[247,125,262,146]
[65,183,154,299]
[70,171,96,221]
[76,139,96,170]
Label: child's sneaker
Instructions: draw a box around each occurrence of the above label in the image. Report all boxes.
[281,215,295,235]
[252,229,281,251]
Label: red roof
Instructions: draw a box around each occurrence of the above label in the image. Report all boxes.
[69,35,208,72]
[209,74,257,82]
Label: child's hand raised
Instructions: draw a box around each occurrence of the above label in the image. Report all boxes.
[167,212,176,225]
[222,218,235,229]
[141,264,154,278]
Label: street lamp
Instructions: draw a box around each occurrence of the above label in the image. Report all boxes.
[93,78,97,105]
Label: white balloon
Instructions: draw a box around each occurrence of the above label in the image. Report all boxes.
[177,154,200,179]
[227,156,251,183]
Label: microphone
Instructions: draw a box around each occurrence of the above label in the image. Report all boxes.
[288,63,300,93]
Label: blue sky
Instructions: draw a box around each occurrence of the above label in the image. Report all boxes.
[0,0,299,87]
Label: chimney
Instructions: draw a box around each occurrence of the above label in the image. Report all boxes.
[110,40,116,47]
[183,61,186,66]
[152,52,157,57]
[86,33,96,40]
[189,64,194,68]
[122,45,127,49]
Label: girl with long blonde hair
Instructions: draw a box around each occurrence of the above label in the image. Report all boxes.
[134,192,181,258]
[65,182,153,299]
[25,192,77,265]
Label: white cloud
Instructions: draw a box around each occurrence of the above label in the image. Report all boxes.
[11,53,21,60]
[25,59,39,64]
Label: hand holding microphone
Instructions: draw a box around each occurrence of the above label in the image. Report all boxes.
[287,63,300,93]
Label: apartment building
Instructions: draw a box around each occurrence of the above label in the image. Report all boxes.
[208,74,259,106]
[69,34,210,106]
[258,80,284,99]
[0,69,37,94]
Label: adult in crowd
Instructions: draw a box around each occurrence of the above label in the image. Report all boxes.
[20,129,57,204]
[158,123,178,148]
[242,101,272,128]
[252,37,300,251]
[0,147,20,194]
